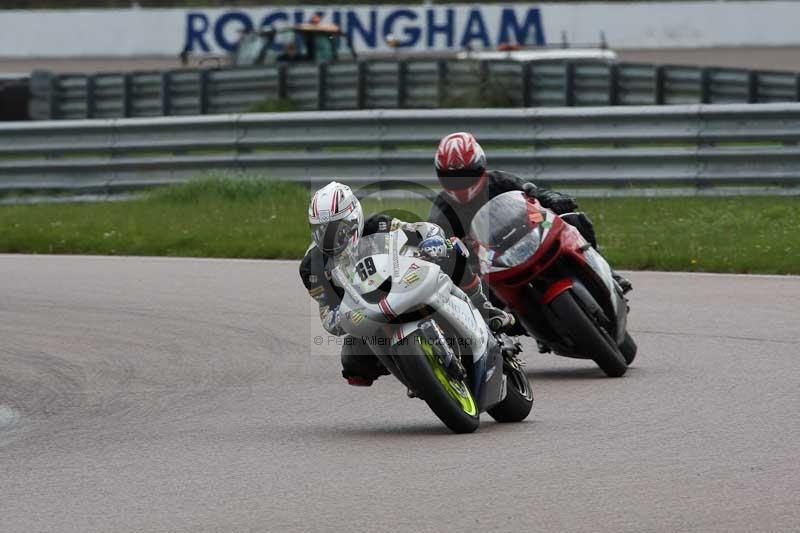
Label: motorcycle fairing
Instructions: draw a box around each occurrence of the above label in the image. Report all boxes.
[332,229,505,410]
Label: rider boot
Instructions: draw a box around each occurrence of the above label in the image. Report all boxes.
[613,272,633,295]
[464,279,515,333]
[341,336,389,386]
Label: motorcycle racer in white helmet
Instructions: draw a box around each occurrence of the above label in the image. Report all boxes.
[299,180,514,387]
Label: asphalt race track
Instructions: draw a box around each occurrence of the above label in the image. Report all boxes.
[1,255,798,532]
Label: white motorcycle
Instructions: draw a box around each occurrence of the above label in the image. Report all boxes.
[332,228,533,434]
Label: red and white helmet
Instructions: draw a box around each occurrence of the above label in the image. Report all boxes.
[308,181,364,256]
[434,132,488,204]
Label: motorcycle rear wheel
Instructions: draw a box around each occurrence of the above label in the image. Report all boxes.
[550,291,628,377]
[394,333,480,434]
[619,331,638,365]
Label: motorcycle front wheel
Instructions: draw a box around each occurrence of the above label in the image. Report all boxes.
[487,360,533,423]
[550,291,628,377]
[394,333,480,434]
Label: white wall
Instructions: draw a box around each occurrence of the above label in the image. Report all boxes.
[1,2,800,57]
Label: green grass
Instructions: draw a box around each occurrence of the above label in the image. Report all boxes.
[0,178,311,259]
[0,177,798,274]
[586,196,800,275]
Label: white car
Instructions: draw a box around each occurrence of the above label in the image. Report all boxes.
[456,47,617,63]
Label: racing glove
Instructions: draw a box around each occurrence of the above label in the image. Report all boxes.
[419,235,449,259]
[419,235,470,261]
[523,182,578,214]
[321,305,344,336]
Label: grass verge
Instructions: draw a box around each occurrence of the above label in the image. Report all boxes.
[0,178,798,274]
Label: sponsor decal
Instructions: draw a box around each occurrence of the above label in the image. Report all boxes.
[401,271,421,287]
[390,230,400,278]
[478,246,495,264]
[308,286,324,297]
[308,274,318,284]
[445,297,477,330]
[347,308,366,325]
[528,210,544,225]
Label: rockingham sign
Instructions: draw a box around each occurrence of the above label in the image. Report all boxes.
[3,2,800,57]
[184,6,545,53]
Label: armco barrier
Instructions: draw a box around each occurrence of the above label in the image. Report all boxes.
[28,60,800,121]
[3,104,800,193]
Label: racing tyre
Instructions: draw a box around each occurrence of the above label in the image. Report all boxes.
[487,362,533,423]
[619,331,637,365]
[394,333,480,434]
[550,291,628,377]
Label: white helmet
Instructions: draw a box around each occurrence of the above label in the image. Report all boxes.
[308,181,364,256]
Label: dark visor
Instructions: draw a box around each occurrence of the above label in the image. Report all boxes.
[312,218,358,256]
[437,170,483,190]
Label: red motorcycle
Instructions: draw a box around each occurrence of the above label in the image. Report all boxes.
[470,191,636,377]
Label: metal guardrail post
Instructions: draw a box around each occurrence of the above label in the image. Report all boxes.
[397,61,407,108]
[700,68,712,104]
[747,71,759,104]
[86,75,96,119]
[160,71,172,116]
[27,70,56,120]
[278,64,288,100]
[795,73,800,102]
[199,69,210,114]
[521,61,532,107]
[122,73,133,118]
[479,60,489,101]
[437,60,447,107]
[654,66,666,105]
[356,61,367,109]
[609,64,620,106]
[318,62,328,110]
[564,62,576,107]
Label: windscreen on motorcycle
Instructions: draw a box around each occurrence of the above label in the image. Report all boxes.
[337,232,393,295]
[470,191,545,273]
[353,232,390,258]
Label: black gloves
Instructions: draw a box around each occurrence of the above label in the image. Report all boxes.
[522,182,577,214]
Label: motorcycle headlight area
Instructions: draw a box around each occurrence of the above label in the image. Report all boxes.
[496,231,542,268]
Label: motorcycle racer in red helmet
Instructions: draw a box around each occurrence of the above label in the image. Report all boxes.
[428,132,632,329]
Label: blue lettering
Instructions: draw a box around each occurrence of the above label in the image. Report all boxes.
[260,11,289,29]
[382,9,420,48]
[426,8,454,48]
[460,8,490,49]
[331,10,342,28]
[214,11,254,52]
[346,11,377,48]
[184,12,210,52]
[498,8,545,46]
